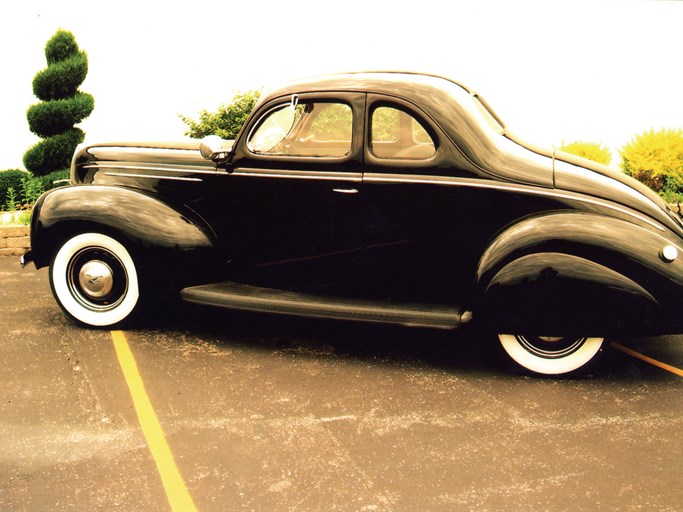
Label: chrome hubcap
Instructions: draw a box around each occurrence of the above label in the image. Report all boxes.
[517,335,587,359]
[78,260,114,299]
[537,336,564,343]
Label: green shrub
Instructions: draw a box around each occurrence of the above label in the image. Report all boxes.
[559,140,612,166]
[0,167,66,212]
[5,188,17,212]
[20,175,44,205]
[37,169,70,191]
[621,128,683,202]
[0,170,27,209]
[16,210,32,225]
[0,169,51,211]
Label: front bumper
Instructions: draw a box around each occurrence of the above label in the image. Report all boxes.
[20,250,33,269]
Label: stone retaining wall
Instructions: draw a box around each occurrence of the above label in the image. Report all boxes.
[0,226,30,256]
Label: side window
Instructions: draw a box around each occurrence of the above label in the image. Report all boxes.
[248,101,352,158]
[370,105,436,160]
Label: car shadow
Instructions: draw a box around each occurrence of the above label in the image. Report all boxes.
[148,301,507,375]
[140,301,676,382]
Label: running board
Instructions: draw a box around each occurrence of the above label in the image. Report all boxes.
[180,281,467,330]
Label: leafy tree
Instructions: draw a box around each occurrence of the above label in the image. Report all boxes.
[621,128,683,202]
[179,90,261,139]
[559,140,612,166]
[24,30,94,176]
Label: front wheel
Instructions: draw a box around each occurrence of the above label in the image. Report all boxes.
[498,334,606,376]
[49,232,141,328]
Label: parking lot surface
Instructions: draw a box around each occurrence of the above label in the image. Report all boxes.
[1,256,682,511]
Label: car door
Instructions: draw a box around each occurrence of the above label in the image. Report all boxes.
[361,94,563,306]
[205,92,366,293]
[360,95,489,304]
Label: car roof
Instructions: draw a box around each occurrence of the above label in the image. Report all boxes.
[257,71,474,106]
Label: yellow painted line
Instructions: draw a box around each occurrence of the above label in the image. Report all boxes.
[111,330,198,512]
[611,342,683,378]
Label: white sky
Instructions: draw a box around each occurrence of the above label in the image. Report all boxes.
[1,0,682,170]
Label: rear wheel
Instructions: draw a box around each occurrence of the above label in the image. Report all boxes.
[498,334,606,376]
[49,232,141,328]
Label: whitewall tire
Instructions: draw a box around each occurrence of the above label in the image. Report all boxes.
[498,334,606,376]
[49,232,141,328]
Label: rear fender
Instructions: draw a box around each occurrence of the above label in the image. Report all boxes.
[475,212,683,335]
[31,185,216,268]
[480,252,660,335]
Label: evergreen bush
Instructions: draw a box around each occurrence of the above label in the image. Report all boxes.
[24,30,93,177]
[36,169,71,191]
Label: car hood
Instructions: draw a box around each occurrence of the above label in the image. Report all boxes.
[70,140,217,185]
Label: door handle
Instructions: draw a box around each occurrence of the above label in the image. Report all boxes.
[333,188,359,194]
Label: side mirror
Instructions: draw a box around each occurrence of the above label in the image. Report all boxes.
[199,135,234,161]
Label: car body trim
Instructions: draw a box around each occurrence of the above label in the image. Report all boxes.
[364,173,665,232]
[83,163,216,174]
[232,167,363,182]
[103,172,203,183]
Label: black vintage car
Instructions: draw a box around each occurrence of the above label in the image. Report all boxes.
[21,71,683,376]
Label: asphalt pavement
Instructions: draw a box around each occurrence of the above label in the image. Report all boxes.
[1,255,682,511]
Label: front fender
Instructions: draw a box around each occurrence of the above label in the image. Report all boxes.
[31,185,216,268]
[475,211,683,335]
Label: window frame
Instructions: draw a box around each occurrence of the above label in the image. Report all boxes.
[365,95,443,170]
[241,92,363,164]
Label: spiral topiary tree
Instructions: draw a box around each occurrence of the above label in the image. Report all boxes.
[23,30,94,177]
